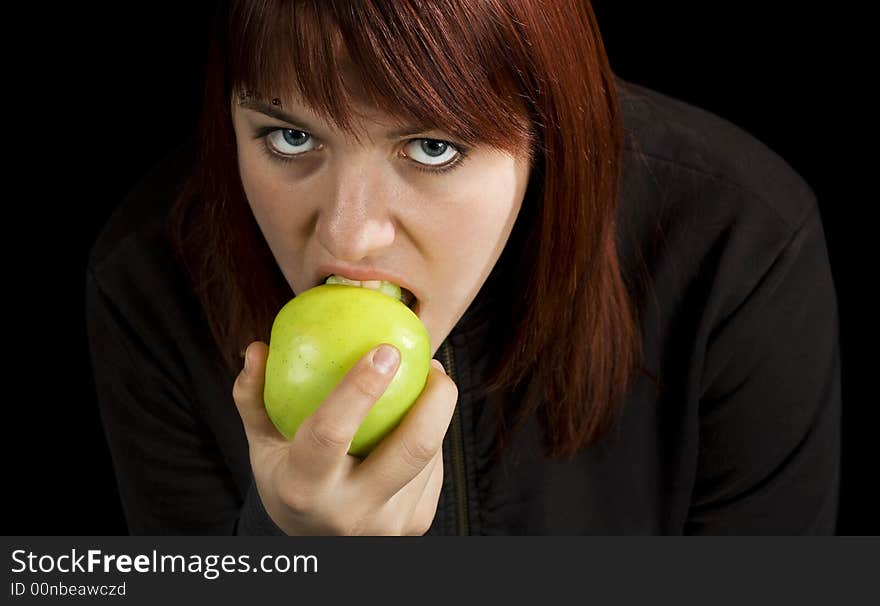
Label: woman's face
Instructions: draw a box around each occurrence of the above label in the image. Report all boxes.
[230,89,532,355]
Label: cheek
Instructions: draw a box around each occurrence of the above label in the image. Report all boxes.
[237,158,312,250]
[427,170,525,289]
[435,173,524,243]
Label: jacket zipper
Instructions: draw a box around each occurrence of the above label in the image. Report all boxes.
[440,340,469,535]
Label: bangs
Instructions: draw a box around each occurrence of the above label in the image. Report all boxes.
[227,0,538,160]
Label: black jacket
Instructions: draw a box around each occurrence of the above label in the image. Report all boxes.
[85,78,841,535]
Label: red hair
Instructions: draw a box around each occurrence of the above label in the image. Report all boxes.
[169,0,647,460]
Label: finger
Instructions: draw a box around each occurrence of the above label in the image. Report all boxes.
[388,447,440,512]
[289,343,401,486]
[375,449,440,535]
[232,341,284,447]
[405,450,445,535]
[351,362,457,503]
[397,448,442,522]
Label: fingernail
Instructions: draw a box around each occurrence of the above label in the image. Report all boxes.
[431,359,446,374]
[372,345,399,374]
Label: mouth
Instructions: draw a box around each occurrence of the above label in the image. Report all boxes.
[321,274,419,312]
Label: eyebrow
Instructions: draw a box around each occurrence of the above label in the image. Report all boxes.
[238,99,436,140]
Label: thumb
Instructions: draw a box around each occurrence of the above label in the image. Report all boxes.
[232,341,281,446]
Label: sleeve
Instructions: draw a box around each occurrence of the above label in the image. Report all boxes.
[85,267,286,535]
[685,205,841,535]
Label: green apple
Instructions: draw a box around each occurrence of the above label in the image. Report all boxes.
[263,281,431,457]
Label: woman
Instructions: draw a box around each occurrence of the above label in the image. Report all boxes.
[86,0,841,534]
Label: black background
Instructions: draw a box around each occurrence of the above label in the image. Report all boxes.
[6,3,870,534]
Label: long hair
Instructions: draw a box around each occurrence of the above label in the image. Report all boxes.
[168,0,646,460]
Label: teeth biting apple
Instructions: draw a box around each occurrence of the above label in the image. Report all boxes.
[323,274,417,309]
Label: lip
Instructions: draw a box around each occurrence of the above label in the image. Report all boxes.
[314,263,419,302]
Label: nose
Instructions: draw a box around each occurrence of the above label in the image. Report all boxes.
[315,161,397,262]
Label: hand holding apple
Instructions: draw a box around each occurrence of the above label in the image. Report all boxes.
[231,340,458,535]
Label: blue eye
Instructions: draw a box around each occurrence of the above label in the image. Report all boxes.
[403,139,461,169]
[251,126,470,175]
[266,128,318,156]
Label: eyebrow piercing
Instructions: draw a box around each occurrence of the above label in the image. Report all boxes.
[238,89,260,103]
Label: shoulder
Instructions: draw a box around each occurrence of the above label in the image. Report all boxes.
[615,76,817,232]
[612,78,829,331]
[88,134,196,275]
[86,135,204,350]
